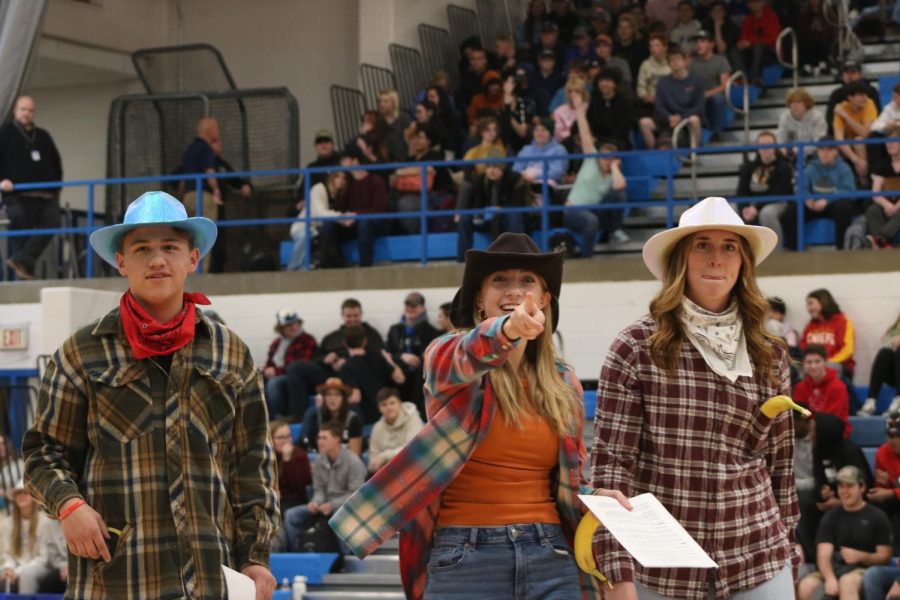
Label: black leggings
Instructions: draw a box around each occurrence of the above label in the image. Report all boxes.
[869,347,900,399]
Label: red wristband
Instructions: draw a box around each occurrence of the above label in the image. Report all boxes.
[59,499,86,521]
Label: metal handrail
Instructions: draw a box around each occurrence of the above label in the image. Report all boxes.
[724,70,751,159]
[671,119,699,198]
[775,28,798,89]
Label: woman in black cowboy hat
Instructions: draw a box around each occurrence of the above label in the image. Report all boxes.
[330,232,627,600]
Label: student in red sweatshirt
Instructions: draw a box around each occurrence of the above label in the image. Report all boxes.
[737,0,780,83]
[801,288,855,379]
[866,411,900,553]
[795,344,851,437]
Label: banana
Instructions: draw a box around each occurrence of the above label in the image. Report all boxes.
[760,394,811,419]
[573,511,612,589]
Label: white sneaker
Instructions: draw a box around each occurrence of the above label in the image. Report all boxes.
[888,396,900,415]
[857,397,877,416]
[611,229,631,244]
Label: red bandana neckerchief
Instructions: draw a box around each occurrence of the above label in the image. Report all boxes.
[120,291,211,359]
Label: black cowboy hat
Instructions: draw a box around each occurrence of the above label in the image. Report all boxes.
[450,232,564,332]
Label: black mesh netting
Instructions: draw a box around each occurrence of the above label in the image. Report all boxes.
[132,44,236,94]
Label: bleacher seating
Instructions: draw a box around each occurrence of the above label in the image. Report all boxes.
[850,416,886,448]
[270,553,339,585]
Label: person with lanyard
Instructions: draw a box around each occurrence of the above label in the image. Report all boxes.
[591,196,800,599]
[21,191,280,600]
[384,292,440,419]
[329,232,629,599]
[0,95,63,280]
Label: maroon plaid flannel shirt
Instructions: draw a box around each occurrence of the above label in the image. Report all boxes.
[265,332,317,375]
[591,315,799,599]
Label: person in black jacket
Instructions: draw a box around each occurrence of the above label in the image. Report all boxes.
[455,163,530,261]
[825,62,881,136]
[736,130,794,245]
[587,68,635,150]
[0,96,63,280]
[384,292,440,418]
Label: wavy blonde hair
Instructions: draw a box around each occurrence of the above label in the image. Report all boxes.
[474,281,580,436]
[649,233,781,384]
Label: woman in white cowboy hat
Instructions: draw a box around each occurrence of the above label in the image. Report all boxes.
[590,196,799,599]
[330,232,628,599]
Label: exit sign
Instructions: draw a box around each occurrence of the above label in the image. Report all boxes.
[0,326,28,350]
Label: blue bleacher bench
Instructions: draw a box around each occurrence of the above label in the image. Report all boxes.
[849,416,886,448]
[269,552,339,585]
[863,446,878,474]
[879,75,900,111]
[583,389,597,420]
[0,595,64,600]
[804,218,835,246]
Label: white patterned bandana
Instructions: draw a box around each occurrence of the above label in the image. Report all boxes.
[680,297,752,382]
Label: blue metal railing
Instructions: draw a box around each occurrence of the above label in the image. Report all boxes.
[1,136,898,278]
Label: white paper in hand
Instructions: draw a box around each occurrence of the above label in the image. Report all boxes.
[222,564,256,600]
[578,493,717,569]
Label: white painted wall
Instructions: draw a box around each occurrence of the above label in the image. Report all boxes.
[0,304,43,371]
[6,273,899,391]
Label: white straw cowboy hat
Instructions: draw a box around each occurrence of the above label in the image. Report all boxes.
[90,191,218,268]
[642,196,778,280]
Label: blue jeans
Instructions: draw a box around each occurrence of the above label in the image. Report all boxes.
[287,224,313,270]
[863,565,900,600]
[265,374,291,419]
[562,190,626,258]
[283,504,314,552]
[457,211,525,261]
[320,219,389,267]
[705,92,727,136]
[423,523,581,599]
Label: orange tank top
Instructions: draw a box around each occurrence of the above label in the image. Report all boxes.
[438,380,561,527]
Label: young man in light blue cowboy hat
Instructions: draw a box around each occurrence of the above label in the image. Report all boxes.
[22,191,280,600]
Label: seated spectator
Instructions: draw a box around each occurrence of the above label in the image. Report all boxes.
[593,33,632,88]
[393,125,452,235]
[859,313,900,416]
[320,151,390,267]
[736,0,780,84]
[552,76,589,145]
[299,378,364,456]
[645,0,679,31]
[866,83,900,173]
[702,0,741,71]
[796,413,874,561]
[780,138,856,251]
[640,47,704,150]
[377,89,411,162]
[689,30,731,140]
[587,68,635,150]
[548,0,579,45]
[796,0,837,75]
[467,71,506,130]
[282,422,367,552]
[385,292,440,416]
[338,325,406,425]
[534,49,565,117]
[305,129,340,188]
[269,418,312,512]
[766,295,801,357]
[263,308,318,420]
[794,344,851,438]
[462,116,507,178]
[563,95,628,258]
[547,60,590,114]
[862,566,900,600]
[636,34,671,122]
[288,171,350,271]
[517,0,548,51]
[736,130,794,243]
[776,88,828,161]
[833,81,878,183]
[406,100,453,158]
[865,412,900,552]
[512,117,569,190]
[180,117,221,223]
[797,466,891,600]
[492,34,518,73]
[367,387,425,473]
[826,62,881,137]
[587,5,613,39]
[794,407,816,560]
[801,288,856,380]
[456,164,529,261]
[0,480,66,593]
[436,301,454,333]
[424,84,464,157]
[564,25,595,68]
[499,70,540,153]
[458,45,491,114]
[613,13,649,86]
[865,126,900,249]
[671,0,702,50]
[531,21,565,66]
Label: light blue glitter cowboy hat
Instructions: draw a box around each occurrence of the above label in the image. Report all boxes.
[89,191,218,267]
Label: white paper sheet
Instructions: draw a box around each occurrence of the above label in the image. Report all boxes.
[578,492,718,569]
[222,564,257,600]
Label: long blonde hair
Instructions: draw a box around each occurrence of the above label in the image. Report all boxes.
[10,494,38,559]
[474,286,579,436]
[649,233,781,384]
